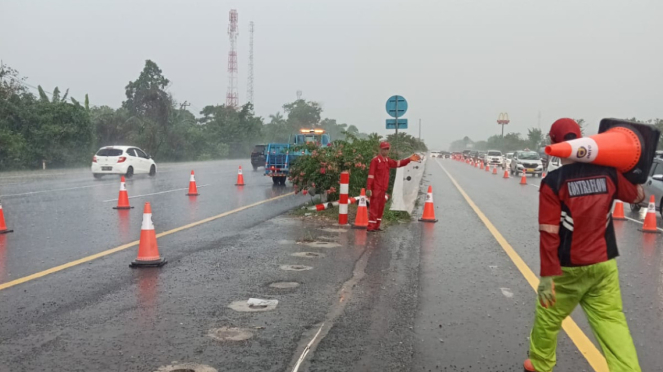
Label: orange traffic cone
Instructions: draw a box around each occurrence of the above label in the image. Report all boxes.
[418,185,438,223]
[492,167,498,175]
[503,169,509,179]
[186,170,199,196]
[113,176,134,210]
[485,165,490,172]
[639,195,660,234]
[130,203,167,267]
[235,166,245,186]
[612,201,626,221]
[520,170,528,185]
[353,188,369,229]
[0,202,13,234]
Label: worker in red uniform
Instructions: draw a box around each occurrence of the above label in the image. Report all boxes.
[366,141,420,232]
[524,118,645,372]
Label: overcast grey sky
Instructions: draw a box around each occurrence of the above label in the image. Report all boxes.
[2,0,661,150]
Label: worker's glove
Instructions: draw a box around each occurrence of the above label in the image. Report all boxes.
[538,276,556,309]
[409,154,421,162]
[366,190,372,198]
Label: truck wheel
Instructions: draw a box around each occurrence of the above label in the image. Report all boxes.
[272,177,279,185]
[279,176,286,186]
[253,165,258,171]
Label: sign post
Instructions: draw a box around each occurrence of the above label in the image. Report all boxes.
[386,95,408,155]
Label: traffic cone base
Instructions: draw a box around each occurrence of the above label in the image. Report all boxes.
[419,185,438,223]
[503,170,509,179]
[639,196,660,234]
[520,171,528,185]
[186,170,200,196]
[131,203,167,267]
[113,206,134,210]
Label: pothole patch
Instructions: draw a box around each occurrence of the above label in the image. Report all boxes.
[291,252,326,258]
[301,241,341,248]
[208,327,254,342]
[280,264,313,271]
[269,281,300,289]
[155,363,217,372]
[228,299,278,312]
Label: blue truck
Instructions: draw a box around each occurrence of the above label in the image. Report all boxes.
[264,129,331,185]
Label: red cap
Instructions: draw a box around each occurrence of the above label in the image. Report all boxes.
[549,118,582,144]
[380,142,391,149]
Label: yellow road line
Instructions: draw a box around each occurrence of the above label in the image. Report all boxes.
[434,160,609,372]
[0,192,295,292]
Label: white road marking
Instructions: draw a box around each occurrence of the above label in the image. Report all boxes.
[622,216,663,232]
[1,184,104,197]
[291,324,325,372]
[102,184,211,202]
[528,184,540,189]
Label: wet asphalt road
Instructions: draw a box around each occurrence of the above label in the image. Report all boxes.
[0,158,661,371]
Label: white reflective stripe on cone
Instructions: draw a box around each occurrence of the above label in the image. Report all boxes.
[568,137,599,163]
[141,213,155,230]
[120,182,126,191]
[238,168,243,175]
[359,196,366,206]
[426,192,434,203]
[648,202,655,211]
[339,204,348,214]
[190,175,195,182]
[340,183,349,194]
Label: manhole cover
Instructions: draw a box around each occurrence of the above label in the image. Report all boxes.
[291,252,325,258]
[155,363,217,372]
[228,300,278,312]
[269,281,300,289]
[208,327,253,342]
[303,241,341,248]
[280,264,313,271]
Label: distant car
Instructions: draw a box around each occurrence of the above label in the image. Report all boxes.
[510,150,543,177]
[546,156,562,174]
[462,150,472,159]
[631,158,663,217]
[430,151,442,158]
[251,144,266,170]
[505,152,514,168]
[484,150,504,167]
[443,151,451,159]
[91,146,157,179]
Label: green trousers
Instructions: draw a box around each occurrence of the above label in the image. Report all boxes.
[529,259,641,372]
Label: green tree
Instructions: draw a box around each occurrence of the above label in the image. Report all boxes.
[527,128,544,150]
[283,99,322,131]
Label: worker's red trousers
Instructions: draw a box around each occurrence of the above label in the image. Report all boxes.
[367,189,386,231]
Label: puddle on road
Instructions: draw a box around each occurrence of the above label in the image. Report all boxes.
[318,235,338,242]
[271,218,300,226]
[269,281,300,289]
[155,363,217,372]
[208,327,254,342]
[291,252,326,258]
[280,264,313,271]
[299,241,341,248]
[278,239,296,245]
[500,288,514,298]
[228,300,278,312]
[319,227,349,233]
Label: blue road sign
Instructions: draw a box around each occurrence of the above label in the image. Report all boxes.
[386,95,408,118]
[386,119,408,129]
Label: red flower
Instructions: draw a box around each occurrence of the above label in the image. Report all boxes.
[320,168,326,174]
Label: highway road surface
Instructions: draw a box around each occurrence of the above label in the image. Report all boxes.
[0,158,660,371]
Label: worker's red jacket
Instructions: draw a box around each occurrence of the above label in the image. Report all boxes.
[366,155,411,192]
[539,163,644,277]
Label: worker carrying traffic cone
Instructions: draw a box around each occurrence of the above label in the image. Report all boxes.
[130,202,166,267]
[186,170,199,196]
[0,202,13,234]
[353,188,369,229]
[524,118,647,372]
[366,141,420,232]
[113,176,134,210]
[639,195,660,233]
[235,166,245,186]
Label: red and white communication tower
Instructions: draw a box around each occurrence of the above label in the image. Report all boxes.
[226,9,239,108]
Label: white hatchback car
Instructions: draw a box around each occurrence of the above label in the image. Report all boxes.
[91,146,157,179]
